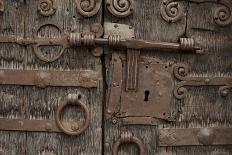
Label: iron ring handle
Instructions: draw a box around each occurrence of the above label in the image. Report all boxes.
[55,97,91,136]
[112,136,146,155]
[33,22,67,62]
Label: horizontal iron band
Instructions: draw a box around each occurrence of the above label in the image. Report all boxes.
[159,127,232,146]
[0,69,100,88]
[0,118,61,133]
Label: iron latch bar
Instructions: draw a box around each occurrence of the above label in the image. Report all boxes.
[72,36,201,52]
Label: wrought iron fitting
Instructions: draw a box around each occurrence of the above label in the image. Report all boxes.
[76,0,102,17]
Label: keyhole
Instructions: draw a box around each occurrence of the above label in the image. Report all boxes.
[144,90,150,101]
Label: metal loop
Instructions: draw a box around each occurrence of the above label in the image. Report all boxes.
[112,135,146,155]
[55,94,91,136]
[33,22,65,62]
[83,33,95,46]
[108,35,121,47]
[68,33,82,46]
[180,38,195,51]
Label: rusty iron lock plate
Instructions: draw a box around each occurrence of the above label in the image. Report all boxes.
[119,57,173,120]
[107,53,174,123]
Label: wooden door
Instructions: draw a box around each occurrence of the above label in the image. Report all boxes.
[104,0,232,155]
[0,0,103,154]
[0,0,232,155]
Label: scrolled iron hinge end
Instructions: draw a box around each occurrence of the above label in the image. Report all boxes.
[76,0,102,17]
[37,0,56,17]
[106,0,134,18]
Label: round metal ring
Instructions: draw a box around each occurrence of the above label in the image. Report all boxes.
[55,98,91,136]
[112,136,146,155]
[33,22,66,62]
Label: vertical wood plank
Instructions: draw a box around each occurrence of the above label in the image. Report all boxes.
[0,0,26,154]
[104,0,232,155]
[24,0,103,154]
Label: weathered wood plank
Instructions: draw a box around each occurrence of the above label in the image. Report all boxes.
[0,0,26,154]
[104,0,187,154]
[104,0,232,155]
[24,0,103,154]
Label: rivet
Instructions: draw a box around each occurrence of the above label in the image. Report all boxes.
[45,123,52,131]
[107,109,112,114]
[197,128,215,145]
[71,123,79,131]
[205,78,210,84]
[221,89,229,97]
[112,82,118,87]
[178,67,186,76]
[18,121,24,126]
[112,118,118,124]
[177,87,185,95]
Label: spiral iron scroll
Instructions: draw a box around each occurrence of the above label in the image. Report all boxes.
[214,0,232,27]
[160,0,184,23]
[106,0,134,18]
[38,0,56,16]
[161,0,232,27]
[173,64,232,99]
[76,0,102,17]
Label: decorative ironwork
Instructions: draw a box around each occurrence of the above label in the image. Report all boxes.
[55,94,91,136]
[160,0,232,27]
[106,0,134,18]
[159,127,232,146]
[213,0,232,26]
[0,118,60,133]
[160,0,184,23]
[33,22,68,62]
[0,69,100,88]
[173,64,232,99]
[76,0,102,17]
[37,0,56,16]
[219,86,232,97]
[112,133,146,155]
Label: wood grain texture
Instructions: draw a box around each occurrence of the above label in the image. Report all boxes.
[0,0,103,155]
[104,0,232,155]
[0,0,26,154]
[24,0,103,154]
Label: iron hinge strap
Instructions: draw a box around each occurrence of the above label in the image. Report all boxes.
[159,127,232,146]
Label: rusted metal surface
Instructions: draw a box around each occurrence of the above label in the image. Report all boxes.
[160,0,232,26]
[112,133,146,155]
[0,94,91,136]
[126,49,140,91]
[37,0,56,17]
[219,86,232,97]
[55,94,91,136]
[121,117,158,126]
[0,22,201,62]
[107,54,174,124]
[160,0,184,23]
[0,118,60,133]
[173,64,232,99]
[106,0,134,18]
[104,22,135,39]
[159,127,232,146]
[0,69,100,88]
[106,53,123,119]
[120,60,173,121]
[76,0,102,17]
